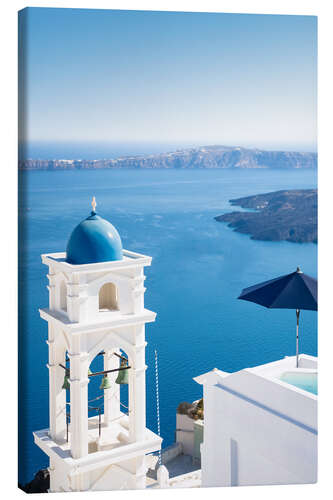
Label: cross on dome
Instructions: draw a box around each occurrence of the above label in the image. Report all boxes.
[91,196,97,212]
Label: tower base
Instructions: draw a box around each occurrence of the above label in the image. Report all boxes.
[33,415,161,492]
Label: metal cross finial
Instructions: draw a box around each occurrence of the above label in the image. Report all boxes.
[91,196,97,212]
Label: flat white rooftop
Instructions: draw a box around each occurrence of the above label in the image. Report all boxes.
[248,354,317,378]
[41,249,152,273]
[195,354,317,434]
[195,354,317,399]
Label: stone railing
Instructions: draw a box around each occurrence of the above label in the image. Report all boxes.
[168,469,201,488]
[161,442,183,464]
[149,466,201,489]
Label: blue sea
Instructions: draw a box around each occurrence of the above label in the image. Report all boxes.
[18,167,317,485]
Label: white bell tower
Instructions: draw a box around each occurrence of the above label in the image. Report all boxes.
[33,200,162,492]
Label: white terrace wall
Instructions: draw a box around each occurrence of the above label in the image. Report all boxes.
[176,414,195,456]
[201,371,317,487]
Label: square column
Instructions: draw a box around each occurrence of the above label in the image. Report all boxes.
[46,265,56,310]
[69,351,89,459]
[47,324,67,442]
[129,326,146,442]
[103,349,121,425]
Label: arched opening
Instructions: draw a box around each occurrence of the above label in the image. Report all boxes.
[99,282,118,311]
[60,280,67,312]
[87,349,130,453]
[61,348,130,455]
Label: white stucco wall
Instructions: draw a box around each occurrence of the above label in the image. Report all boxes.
[176,414,195,456]
[198,356,317,488]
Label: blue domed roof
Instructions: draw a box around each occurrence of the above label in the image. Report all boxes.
[66,210,123,265]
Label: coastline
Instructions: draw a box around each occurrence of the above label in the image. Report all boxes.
[215,189,317,244]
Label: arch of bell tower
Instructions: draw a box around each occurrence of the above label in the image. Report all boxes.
[86,331,135,365]
[99,282,118,310]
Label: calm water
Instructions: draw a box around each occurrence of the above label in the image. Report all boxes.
[280,372,318,395]
[18,168,317,484]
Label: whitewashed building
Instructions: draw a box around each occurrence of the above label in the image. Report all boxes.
[194,354,317,487]
[33,199,162,492]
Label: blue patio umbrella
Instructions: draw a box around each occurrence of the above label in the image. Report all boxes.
[238,267,317,367]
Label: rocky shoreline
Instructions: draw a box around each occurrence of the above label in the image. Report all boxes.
[19,145,317,171]
[215,189,317,243]
[19,469,50,494]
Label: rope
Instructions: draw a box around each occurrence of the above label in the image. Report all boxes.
[65,389,130,410]
[88,394,104,404]
[155,349,162,466]
[88,405,102,411]
[113,390,130,411]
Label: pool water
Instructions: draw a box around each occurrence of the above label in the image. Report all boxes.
[279,372,317,395]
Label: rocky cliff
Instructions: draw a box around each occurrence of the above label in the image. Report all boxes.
[19,145,317,170]
[19,469,50,494]
[215,189,317,243]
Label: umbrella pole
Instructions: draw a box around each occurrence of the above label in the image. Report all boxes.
[296,309,300,368]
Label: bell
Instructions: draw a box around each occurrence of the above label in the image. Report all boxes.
[100,375,111,390]
[62,374,70,390]
[115,360,129,385]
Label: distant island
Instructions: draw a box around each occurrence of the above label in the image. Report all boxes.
[215,189,317,243]
[19,145,317,170]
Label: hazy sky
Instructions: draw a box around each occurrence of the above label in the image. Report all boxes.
[20,8,317,151]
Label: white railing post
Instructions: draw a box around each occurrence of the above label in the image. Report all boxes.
[157,465,169,488]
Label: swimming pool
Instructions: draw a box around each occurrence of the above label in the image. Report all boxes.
[279,371,317,395]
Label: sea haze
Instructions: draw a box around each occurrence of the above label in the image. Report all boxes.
[18,168,317,485]
[20,141,317,161]
[20,141,198,160]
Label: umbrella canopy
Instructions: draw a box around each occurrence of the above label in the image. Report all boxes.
[238,267,317,368]
[238,267,317,311]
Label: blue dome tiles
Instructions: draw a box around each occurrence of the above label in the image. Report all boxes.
[66,211,123,265]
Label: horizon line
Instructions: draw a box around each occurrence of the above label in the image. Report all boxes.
[19,142,318,155]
